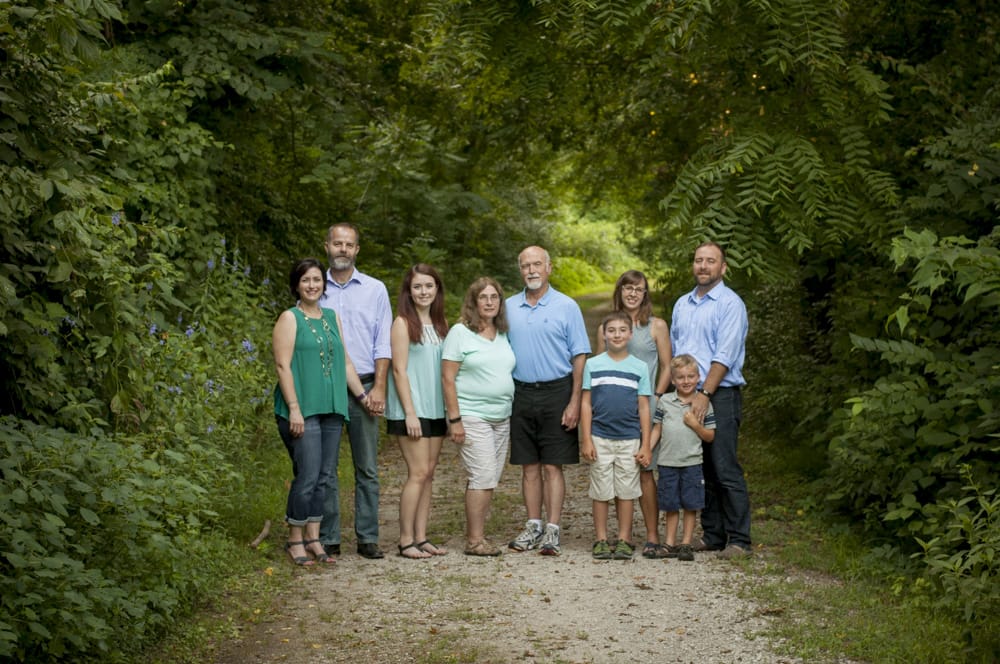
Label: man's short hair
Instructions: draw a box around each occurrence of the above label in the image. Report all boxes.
[695,241,727,263]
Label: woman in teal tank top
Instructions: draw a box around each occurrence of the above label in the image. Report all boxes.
[273,259,369,565]
[596,270,672,558]
[386,264,450,559]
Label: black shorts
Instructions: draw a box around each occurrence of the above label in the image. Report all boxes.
[385,417,448,438]
[509,375,579,465]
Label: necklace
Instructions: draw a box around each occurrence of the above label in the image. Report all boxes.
[298,307,336,377]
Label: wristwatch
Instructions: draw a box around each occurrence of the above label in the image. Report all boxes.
[698,388,713,398]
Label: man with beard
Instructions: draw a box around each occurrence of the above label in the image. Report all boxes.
[319,223,392,559]
[506,246,591,556]
[670,241,751,559]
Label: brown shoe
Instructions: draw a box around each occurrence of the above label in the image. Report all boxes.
[464,539,501,557]
[693,539,724,552]
[717,544,752,559]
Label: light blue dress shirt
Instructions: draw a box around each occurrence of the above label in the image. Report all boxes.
[670,282,748,388]
[322,268,392,375]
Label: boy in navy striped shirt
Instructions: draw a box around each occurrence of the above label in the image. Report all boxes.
[580,312,653,560]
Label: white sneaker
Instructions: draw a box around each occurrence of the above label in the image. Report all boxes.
[508,522,543,551]
[538,524,560,556]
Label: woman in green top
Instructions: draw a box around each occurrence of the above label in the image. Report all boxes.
[273,258,369,566]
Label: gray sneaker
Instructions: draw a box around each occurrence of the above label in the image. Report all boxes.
[539,524,560,556]
[717,544,751,560]
[508,522,543,551]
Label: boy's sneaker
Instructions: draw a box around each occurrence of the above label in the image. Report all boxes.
[612,540,635,560]
[676,544,695,561]
[508,522,543,551]
[538,524,561,556]
[592,540,612,560]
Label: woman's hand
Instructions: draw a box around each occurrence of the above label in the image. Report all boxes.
[405,413,422,439]
[449,420,465,444]
[288,405,305,437]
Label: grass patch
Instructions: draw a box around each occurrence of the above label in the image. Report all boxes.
[741,417,986,663]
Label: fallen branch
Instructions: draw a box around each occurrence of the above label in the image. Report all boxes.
[248,519,271,548]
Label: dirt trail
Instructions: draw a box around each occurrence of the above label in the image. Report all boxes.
[213,292,801,663]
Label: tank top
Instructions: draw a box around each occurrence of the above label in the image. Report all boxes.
[386,325,446,421]
[273,307,350,420]
[627,318,660,388]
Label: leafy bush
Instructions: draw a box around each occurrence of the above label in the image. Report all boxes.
[915,466,1000,653]
[0,418,231,662]
[823,229,1000,651]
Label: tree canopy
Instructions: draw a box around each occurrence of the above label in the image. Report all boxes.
[1,0,998,659]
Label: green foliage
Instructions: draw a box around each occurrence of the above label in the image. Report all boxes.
[0,417,231,662]
[823,229,1000,643]
[915,466,1000,651]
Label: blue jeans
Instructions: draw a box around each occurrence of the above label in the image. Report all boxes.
[277,413,344,526]
[320,381,381,545]
[701,387,751,549]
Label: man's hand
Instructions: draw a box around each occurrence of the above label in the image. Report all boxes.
[690,391,710,423]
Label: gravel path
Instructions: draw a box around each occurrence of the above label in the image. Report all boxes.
[215,439,801,664]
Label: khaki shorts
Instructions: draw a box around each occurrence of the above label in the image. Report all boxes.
[459,416,511,490]
[587,436,642,501]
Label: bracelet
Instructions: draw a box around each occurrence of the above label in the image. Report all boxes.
[356,390,368,401]
[448,416,462,424]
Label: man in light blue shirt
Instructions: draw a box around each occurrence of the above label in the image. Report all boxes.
[506,246,591,556]
[319,223,392,559]
[670,241,751,558]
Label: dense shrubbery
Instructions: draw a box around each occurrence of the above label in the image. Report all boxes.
[0,419,233,661]
[823,230,1000,641]
[0,239,275,660]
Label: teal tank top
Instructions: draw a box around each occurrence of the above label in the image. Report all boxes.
[386,325,445,421]
[274,307,351,420]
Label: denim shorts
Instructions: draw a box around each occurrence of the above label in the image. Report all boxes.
[656,464,705,512]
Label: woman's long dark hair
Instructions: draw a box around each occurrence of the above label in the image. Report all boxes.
[396,263,449,343]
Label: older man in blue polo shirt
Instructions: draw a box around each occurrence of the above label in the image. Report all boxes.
[319,223,392,559]
[670,241,751,559]
[506,246,591,556]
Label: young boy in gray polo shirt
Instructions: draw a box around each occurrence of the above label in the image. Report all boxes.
[651,354,716,561]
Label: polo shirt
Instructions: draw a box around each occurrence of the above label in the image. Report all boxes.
[506,286,590,382]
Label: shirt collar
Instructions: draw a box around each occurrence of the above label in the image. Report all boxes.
[688,281,726,303]
[517,286,553,307]
[326,267,362,288]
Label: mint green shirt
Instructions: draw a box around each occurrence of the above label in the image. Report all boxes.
[441,323,516,420]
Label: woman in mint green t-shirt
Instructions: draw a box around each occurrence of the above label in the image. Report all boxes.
[273,258,368,566]
[442,277,516,556]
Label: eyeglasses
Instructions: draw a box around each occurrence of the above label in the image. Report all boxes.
[477,293,500,302]
[622,285,646,295]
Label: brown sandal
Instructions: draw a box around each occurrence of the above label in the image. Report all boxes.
[464,540,501,557]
